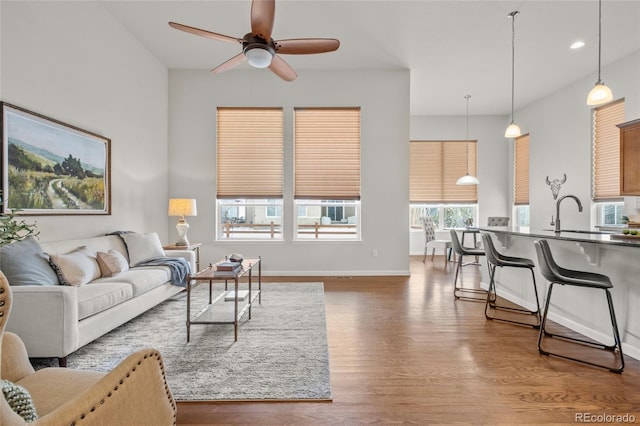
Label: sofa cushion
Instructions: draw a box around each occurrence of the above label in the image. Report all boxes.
[0,237,59,286]
[49,246,101,286]
[93,267,171,297]
[77,282,133,320]
[120,232,166,267]
[96,249,130,277]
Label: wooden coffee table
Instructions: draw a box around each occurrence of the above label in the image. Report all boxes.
[185,257,261,342]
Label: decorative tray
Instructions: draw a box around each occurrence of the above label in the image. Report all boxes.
[610,234,640,240]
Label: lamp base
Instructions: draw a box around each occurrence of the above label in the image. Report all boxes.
[175,220,190,246]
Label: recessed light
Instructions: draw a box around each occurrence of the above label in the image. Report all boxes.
[570,40,585,50]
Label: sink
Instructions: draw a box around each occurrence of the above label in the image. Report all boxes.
[542,229,613,235]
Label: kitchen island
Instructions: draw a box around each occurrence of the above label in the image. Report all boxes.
[477,226,640,361]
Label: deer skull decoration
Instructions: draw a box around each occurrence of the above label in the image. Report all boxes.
[545,174,567,200]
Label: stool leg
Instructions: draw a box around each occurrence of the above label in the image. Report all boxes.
[485,265,541,328]
[453,253,485,302]
[605,289,625,373]
[539,282,625,373]
[538,282,554,353]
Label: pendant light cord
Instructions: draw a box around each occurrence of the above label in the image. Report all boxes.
[465,95,471,174]
[597,0,602,83]
[508,11,519,124]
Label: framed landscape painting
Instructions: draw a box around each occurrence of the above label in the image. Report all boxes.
[1,102,111,215]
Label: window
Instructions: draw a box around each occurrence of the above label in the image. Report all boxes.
[294,108,361,240]
[409,140,478,229]
[513,134,530,226]
[597,202,624,226]
[410,204,477,230]
[216,108,284,240]
[593,99,625,226]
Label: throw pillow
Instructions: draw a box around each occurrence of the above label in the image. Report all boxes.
[96,249,130,277]
[1,379,38,422]
[0,237,59,286]
[121,232,166,267]
[49,246,101,286]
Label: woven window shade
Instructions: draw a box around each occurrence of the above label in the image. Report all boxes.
[513,134,530,205]
[217,107,283,198]
[593,99,625,201]
[294,108,361,200]
[410,140,477,203]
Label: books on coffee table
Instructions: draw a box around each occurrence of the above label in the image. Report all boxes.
[216,261,242,272]
[224,290,249,302]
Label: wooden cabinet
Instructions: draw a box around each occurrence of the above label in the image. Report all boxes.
[618,118,640,195]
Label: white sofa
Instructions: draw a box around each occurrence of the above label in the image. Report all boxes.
[2,233,194,366]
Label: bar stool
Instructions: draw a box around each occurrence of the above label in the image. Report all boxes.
[481,233,541,328]
[534,239,624,373]
[450,229,485,301]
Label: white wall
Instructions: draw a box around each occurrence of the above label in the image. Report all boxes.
[168,69,410,275]
[516,50,640,230]
[0,2,169,242]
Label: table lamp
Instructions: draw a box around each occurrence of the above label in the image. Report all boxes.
[168,198,197,246]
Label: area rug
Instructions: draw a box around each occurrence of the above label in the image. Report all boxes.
[33,282,332,401]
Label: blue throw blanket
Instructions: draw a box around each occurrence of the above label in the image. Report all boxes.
[135,256,190,287]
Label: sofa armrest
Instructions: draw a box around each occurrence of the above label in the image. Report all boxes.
[164,249,196,273]
[6,286,79,358]
[37,349,176,426]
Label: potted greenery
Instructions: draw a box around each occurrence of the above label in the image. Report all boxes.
[0,191,39,246]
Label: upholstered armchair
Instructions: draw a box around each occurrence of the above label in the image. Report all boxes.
[0,271,177,425]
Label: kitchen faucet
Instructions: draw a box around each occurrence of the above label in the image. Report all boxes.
[554,194,583,233]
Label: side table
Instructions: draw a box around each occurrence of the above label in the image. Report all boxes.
[163,243,201,272]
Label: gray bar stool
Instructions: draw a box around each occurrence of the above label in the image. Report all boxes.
[534,239,624,373]
[481,233,541,328]
[450,229,485,301]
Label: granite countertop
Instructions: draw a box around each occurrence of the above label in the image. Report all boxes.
[477,226,640,248]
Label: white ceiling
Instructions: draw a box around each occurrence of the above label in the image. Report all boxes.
[102,0,640,116]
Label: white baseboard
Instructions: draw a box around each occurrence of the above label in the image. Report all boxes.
[263,270,410,277]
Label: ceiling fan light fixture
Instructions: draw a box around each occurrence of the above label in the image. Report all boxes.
[245,45,274,68]
[504,122,522,138]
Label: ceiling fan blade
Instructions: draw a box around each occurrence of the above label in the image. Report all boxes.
[268,55,297,82]
[275,38,340,55]
[250,0,275,41]
[169,22,243,44]
[211,53,247,74]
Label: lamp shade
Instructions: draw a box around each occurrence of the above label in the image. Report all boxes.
[456,173,480,186]
[504,122,522,138]
[168,198,197,217]
[586,83,613,106]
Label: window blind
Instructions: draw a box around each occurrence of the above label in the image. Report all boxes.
[409,140,477,203]
[216,107,284,199]
[513,134,530,205]
[294,108,361,200]
[593,99,625,201]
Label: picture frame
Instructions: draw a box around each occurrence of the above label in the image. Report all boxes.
[1,102,111,215]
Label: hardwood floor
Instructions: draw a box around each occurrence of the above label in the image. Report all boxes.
[177,256,640,425]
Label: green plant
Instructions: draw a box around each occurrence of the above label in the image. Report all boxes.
[0,191,39,246]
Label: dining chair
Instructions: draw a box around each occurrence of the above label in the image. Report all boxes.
[422,217,452,266]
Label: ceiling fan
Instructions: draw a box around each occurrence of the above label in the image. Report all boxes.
[168,0,340,82]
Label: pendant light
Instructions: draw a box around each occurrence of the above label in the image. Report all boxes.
[586,0,613,106]
[505,11,522,138]
[457,95,479,186]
